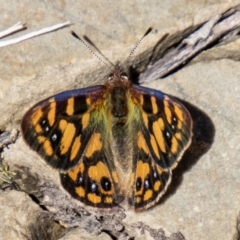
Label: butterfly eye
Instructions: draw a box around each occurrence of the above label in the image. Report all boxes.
[108,73,114,78]
[121,72,128,79]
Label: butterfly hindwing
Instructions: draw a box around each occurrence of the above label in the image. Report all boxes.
[128,135,172,210]
[60,131,122,208]
[21,86,106,171]
[128,84,192,210]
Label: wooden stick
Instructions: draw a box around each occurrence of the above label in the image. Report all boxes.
[0,21,71,47]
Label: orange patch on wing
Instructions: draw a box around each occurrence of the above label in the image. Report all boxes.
[82,113,90,130]
[137,131,149,154]
[144,189,153,201]
[152,121,166,153]
[175,132,182,140]
[85,133,102,158]
[86,97,91,105]
[139,95,144,105]
[88,161,108,180]
[104,197,113,204]
[177,120,183,129]
[38,136,46,143]
[154,181,161,191]
[157,166,163,175]
[142,112,149,128]
[44,139,53,156]
[150,134,160,158]
[157,167,163,178]
[70,136,81,161]
[60,123,76,155]
[151,96,158,114]
[174,105,184,122]
[164,100,172,124]
[35,124,42,133]
[59,119,67,132]
[88,193,101,204]
[66,97,74,115]
[158,118,164,130]
[75,186,85,197]
[171,137,178,154]
[68,162,84,181]
[32,108,43,126]
[48,101,56,126]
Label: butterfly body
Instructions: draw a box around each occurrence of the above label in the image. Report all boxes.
[21,64,192,211]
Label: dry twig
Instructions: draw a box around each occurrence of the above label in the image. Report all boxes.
[139,6,240,83]
[0,21,71,47]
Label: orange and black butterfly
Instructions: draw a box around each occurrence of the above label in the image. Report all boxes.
[21,64,192,211]
[21,29,192,211]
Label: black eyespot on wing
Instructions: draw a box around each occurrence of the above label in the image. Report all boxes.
[101,177,112,192]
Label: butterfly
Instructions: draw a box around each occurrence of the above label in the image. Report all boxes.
[21,63,193,211]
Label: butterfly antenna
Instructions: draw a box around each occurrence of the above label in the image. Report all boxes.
[70,30,112,70]
[83,35,115,67]
[123,27,153,66]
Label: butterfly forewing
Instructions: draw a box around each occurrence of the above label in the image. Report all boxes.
[21,86,106,171]
[130,85,192,169]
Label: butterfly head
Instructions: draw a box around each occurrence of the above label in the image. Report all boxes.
[107,63,131,89]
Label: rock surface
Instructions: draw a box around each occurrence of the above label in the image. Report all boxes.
[0,190,63,240]
[1,1,240,239]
